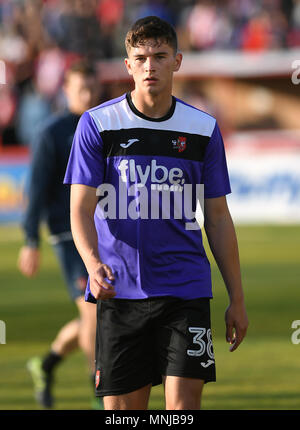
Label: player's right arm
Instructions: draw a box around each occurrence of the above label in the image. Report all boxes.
[70,183,116,300]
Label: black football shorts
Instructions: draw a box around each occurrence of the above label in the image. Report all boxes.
[95,296,216,397]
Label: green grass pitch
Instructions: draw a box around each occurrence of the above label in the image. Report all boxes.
[0,224,300,410]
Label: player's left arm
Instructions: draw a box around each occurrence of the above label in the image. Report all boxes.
[204,195,249,352]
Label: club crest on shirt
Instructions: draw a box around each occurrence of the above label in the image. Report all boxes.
[172,136,187,152]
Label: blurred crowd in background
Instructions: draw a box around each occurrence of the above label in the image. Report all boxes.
[0,0,300,147]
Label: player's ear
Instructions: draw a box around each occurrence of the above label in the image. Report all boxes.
[124,58,133,76]
[173,52,182,73]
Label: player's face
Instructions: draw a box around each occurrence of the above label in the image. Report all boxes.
[125,40,182,97]
[64,72,100,114]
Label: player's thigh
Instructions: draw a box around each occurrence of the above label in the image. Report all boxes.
[164,375,204,410]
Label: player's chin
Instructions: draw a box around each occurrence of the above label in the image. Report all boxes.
[143,85,161,96]
[142,79,160,89]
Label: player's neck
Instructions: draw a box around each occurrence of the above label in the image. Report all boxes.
[131,90,173,119]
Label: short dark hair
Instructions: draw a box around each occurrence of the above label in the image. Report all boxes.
[64,60,97,83]
[125,16,178,54]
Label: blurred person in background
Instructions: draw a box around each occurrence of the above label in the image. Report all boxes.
[95,0,124,57]
[287,0,300,46]
[133,0,175,24]
[46,0,110,59]
[17,61,102,409]
[15,80,52,146]
[0,65,18,146]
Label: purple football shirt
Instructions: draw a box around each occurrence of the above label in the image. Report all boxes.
[64,93,231,303]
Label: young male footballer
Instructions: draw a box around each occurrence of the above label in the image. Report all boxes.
[64,16,248,410]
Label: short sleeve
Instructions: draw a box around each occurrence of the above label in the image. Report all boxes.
[202,122,231,199]
[64,111,105,188]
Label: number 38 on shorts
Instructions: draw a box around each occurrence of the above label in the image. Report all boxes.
[187,327,215,363]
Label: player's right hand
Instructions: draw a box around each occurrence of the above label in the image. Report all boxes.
[89,263,116,300]
[18,246,40,277]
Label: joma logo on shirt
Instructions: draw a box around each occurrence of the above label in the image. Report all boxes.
[118,159,185,188]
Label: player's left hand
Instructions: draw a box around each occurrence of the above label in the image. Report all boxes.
[225,301,248,352]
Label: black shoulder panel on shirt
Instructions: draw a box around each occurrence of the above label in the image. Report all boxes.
[100,128,209,162]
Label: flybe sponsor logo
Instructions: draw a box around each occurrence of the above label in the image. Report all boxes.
[96,159,203,230]
[118,159,185,191]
